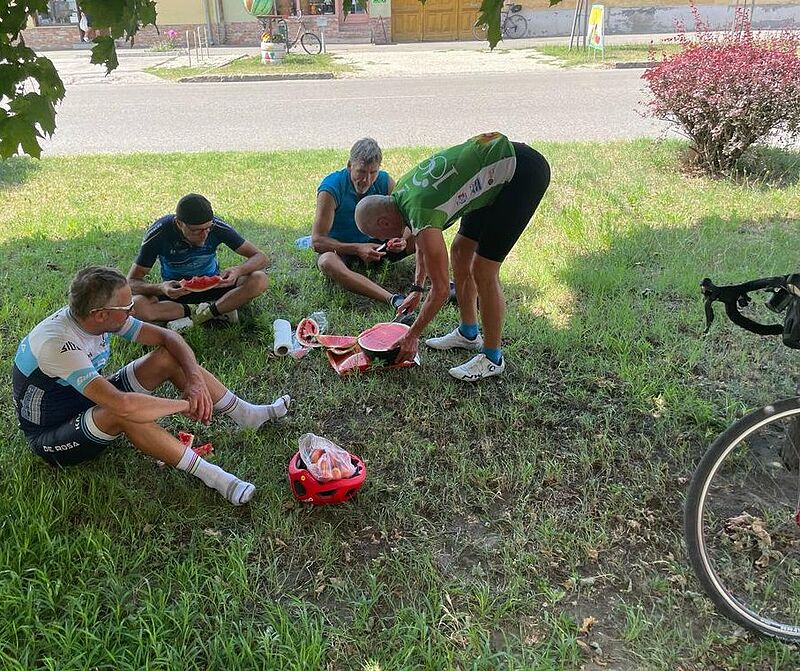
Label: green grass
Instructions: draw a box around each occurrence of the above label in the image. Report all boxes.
[145,54,355,80]
[1,142,800,669]
[532,43,684,67]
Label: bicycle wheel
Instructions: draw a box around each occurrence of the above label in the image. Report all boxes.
[502,13,527,39]
[300,32,322,55]
[684,397,800,641]
[472,21,488,41]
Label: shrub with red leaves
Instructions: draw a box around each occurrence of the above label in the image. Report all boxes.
[642,9,800,175]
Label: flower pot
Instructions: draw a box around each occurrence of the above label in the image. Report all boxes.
[261,40,286,64]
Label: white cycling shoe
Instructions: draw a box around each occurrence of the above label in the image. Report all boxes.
[425,327,483,351]
[448,353,505,382]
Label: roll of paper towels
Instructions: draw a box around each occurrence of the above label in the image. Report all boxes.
[273,318,292,356]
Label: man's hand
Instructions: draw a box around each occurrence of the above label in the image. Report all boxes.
[183,373,213,424]
[387,237,406,252]
[397,292,421,317]
[162,280,191,300]
[356,243,386,263]
[218,267,241,288]
[395,331,419,364]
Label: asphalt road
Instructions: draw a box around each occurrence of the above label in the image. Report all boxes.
[40,69,667,155]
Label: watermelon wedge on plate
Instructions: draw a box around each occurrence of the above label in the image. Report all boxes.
[179,275,223,292]
[357,322,410,362]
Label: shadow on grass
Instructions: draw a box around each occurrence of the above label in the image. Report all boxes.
[736,146,800,189]
[0,157,41,190]
[4,210,800,670]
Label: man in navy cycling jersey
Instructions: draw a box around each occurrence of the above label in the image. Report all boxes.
[311,138,415,311]
[12,266,291,505]
[128,193,268,331]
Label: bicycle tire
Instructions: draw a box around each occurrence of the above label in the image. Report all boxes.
[684,397,800,641]
[472,21,488,41]
[502,13,527,39]
[300,32,322,55]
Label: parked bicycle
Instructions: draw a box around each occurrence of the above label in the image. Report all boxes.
[273,10,322,55]
[685,273,800,641]
[472,3,528,41]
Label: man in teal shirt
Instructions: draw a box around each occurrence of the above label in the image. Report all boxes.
[311,137,413,310]
[354,132,550,381]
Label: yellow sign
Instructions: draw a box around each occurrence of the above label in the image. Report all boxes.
[587,4,605,51]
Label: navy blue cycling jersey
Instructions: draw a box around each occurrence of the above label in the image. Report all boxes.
[134,214,246,281]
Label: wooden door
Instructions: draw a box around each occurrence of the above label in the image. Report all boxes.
[458,0,481,40]
[421,0,459,41]
[392,0,423,42]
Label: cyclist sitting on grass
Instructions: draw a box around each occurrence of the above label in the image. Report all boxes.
[11,266,291,506]
[311,137,415,312]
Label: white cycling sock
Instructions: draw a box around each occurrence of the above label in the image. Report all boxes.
[214,390,291,429]
[175,447,254,506]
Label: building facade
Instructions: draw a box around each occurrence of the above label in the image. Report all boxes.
[19,0,800,49]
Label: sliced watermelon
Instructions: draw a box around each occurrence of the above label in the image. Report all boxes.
[295,317,321,348]
[316,334,357,354]
[357,322,410,362]
[180,275,223,292]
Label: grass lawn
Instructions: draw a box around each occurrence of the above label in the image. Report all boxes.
[532,43,684,67]
[145,54,355,81]
[1,141,800,669]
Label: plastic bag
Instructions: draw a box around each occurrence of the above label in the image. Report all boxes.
[299,433,356,482]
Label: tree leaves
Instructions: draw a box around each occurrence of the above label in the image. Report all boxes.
[0,1,157,158]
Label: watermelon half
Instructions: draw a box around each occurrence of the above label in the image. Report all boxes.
[316,334,357,355]
[180,275,223,292]
[357,322,410,362]
[296,317,321,348]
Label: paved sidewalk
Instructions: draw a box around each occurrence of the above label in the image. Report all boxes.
[43,32,684,85]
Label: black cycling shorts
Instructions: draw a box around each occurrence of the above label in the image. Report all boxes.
[24,362,146,467]
[157,286,232,305]
[458,143,551,263]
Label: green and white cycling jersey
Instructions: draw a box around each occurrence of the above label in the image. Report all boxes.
[391,133,517,235]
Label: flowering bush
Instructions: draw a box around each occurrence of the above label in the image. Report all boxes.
[642,9,800,175]
[149,28,180,52]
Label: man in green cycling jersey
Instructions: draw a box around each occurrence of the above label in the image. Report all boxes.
[354,132,550,381]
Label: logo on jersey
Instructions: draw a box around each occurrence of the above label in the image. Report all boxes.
[60,341,81,353]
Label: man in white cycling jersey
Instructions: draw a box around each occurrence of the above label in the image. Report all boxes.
[11,266,291,506]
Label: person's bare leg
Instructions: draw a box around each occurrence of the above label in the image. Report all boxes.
[472,256,505,350]
[92,406,254,505]
[317,252,394,304]
[132,348,290,427]
[213,271,268,314]
[450,234,479,325]
[133,295,185,322]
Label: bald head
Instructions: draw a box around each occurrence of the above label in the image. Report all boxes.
[355,195,404,239]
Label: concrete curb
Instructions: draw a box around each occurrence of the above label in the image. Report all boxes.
[612,61,654,69]
[178,72,335,82]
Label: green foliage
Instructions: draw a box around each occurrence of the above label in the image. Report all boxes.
[0,0,157,159]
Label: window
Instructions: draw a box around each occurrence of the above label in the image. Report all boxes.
[37,0,79,26]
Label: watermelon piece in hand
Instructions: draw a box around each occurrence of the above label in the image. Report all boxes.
[179,275,223,292]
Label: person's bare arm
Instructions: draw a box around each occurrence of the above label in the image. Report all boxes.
[218,241,268,287]
[134,322,213,423]
[82,376,189,424]
[394,228,451,363]
[311,192,384,262]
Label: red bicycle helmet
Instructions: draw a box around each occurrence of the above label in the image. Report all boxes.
[288,451,366,505]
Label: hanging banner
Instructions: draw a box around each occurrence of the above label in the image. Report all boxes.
[587,4,605,51]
